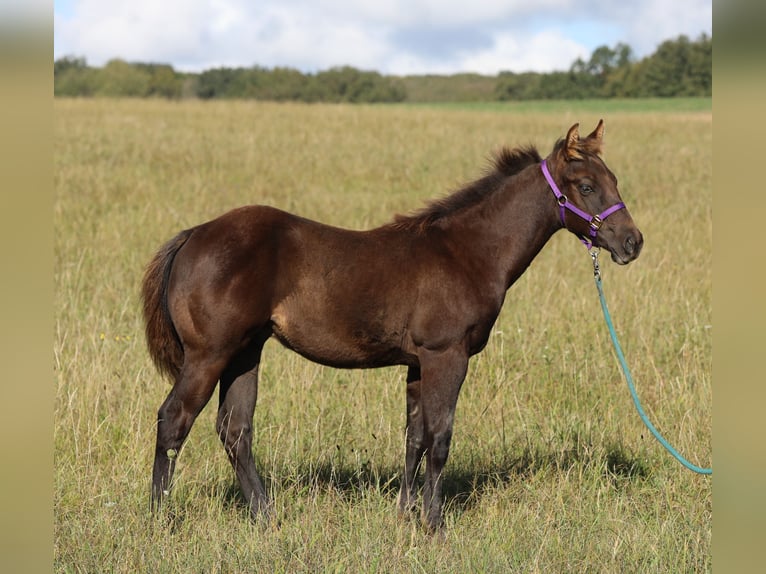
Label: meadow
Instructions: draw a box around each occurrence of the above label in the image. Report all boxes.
[54,99,711,572]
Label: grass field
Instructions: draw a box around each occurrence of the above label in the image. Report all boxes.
[54,99,711,572]
[409,97,712,115]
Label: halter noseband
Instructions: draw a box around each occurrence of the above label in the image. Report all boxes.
[540,159,625,249]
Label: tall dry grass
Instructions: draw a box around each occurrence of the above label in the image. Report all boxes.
[54,99,711,572]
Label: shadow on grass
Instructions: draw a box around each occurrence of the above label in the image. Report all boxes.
[215,441,650,521]
[443,441,650,514]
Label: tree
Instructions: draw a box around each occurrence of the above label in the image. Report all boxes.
[95,59,151,97]
[54,56,99,97]
[54,55,88,76]
[634,34,712,97]
[196,67,240,99]
[495,72,542,101]
[566,43,635,98]
[261,67,310,101]
[314,67,405,103]
[687,33,712,96]
[53,34,711,102]
[140,64,183,98]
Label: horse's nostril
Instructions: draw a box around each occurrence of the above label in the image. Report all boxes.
[624,236,635,254]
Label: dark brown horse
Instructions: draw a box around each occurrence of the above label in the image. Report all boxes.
[142,120,642,531]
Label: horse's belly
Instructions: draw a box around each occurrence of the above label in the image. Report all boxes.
[270,304,412,369]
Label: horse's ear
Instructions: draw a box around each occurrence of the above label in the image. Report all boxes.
[587,119,605,142]
[564,123,583,160]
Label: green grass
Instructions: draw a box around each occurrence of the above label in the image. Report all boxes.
[54,99,711,572]
[406,97,712,114]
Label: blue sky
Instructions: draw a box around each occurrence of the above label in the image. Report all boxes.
[54,0,75,18]
[54,0,712,75]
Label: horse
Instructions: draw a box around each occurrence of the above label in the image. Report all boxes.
[141,120,643,531]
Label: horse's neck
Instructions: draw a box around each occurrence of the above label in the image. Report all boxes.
[444,167,561,291]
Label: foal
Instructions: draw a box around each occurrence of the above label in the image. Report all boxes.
[142,120,642,531]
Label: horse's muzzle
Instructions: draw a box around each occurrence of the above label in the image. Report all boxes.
[612,229,643,264]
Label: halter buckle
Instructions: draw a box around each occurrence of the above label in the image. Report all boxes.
[589,214,603,231]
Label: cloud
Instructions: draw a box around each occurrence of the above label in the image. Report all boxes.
[54,0,712,74]
[458,31,592,75]
[55,0,219,67]
[621,0,712,55]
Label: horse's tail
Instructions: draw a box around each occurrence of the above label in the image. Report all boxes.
[141,228,194,384]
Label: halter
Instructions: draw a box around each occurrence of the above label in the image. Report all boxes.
[540,159,625,249]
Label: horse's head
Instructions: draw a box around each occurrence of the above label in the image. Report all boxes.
[543,120,643,264]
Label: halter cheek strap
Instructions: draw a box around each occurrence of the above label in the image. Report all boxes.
[540,159,625,249]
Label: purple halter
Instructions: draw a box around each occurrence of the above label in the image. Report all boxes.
[540,159,625,249]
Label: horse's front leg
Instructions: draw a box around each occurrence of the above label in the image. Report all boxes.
[417,346,468,532]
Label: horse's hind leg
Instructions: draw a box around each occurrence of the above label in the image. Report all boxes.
[216,334,271,521]
[151,353,225,511]
[398,366,426,517]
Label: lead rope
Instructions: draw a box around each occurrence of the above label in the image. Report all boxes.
[589,248,712,475]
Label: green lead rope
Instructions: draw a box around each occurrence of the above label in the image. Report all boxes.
[590,249,712,475]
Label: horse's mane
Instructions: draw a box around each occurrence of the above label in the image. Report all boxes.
[389,145,542,231]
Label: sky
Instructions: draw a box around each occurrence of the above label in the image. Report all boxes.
[53,0,712,75]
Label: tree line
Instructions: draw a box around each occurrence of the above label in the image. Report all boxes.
[54,34,711,102]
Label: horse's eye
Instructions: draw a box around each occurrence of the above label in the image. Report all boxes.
[579,184,594,195]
